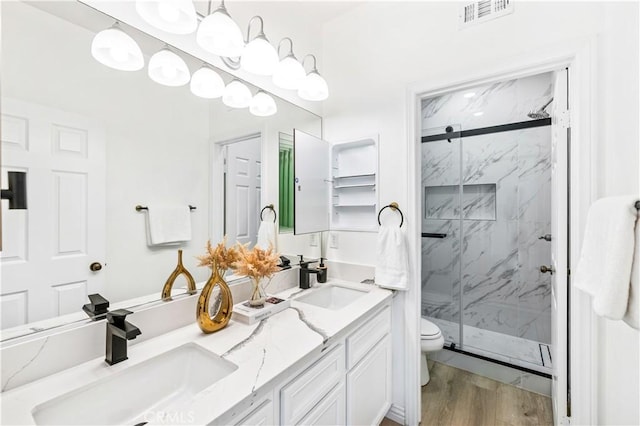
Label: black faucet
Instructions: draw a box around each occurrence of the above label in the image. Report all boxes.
[105,309,141,365]
[298,256,328,289]
[82,293,109,320]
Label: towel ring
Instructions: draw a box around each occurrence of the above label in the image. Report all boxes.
[635,200,640,210]
[135,205,196,212]
[378,202,404,228]
[260,204,277,223]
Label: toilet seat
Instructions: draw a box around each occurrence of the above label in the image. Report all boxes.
[421,318,442,340]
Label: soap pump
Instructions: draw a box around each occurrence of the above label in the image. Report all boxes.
[317,257,327,283]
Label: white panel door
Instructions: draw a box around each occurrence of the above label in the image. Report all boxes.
[225,136,261,247]
[551,69,570,422]
[1,98,106,328]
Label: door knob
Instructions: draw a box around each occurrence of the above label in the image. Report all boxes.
[89,262,103,272]
[538,234,552,242]
[540,265,554,274]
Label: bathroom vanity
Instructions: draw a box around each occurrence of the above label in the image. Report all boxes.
[0,279,392,425]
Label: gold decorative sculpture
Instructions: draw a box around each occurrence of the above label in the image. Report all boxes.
[196,263,233,334]
[162,250,197,300]
[196,240,239,333]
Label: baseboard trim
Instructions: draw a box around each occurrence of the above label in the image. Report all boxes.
[386,404,405,425]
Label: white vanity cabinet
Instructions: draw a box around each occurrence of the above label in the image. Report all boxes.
[215,302,391,426]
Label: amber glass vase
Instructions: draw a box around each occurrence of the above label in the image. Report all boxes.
[196,264,233,333]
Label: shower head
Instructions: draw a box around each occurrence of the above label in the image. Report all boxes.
[527,97,554,119]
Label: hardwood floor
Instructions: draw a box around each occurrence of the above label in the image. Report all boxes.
[380,361,553,426]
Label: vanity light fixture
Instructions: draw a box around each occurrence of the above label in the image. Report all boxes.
[272,38,306,90]
[135,0,198,34]
[190,65,225,98]
[297,54,329,101]
[91,23,144,71]
[223,79,252,108]
[196,0,244,58]
[148,47,191,86]
[240,16,279,76]
[249,90,277,117]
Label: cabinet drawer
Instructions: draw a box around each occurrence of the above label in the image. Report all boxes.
[346,306,390,368]
[280,345,345,425]
[298,383,345,426]
[235,399,274,426]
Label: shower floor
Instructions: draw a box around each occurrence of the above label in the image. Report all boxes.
[427,317,552,375]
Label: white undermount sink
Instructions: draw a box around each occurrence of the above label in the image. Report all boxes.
[32,343,237,425]
[295,284,369,310]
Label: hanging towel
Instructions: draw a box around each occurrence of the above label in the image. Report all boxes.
[574,196,639,321]
[623,209,640,330]
[256,220,276,250]
[145,204,192,246]
[375,223,409,290]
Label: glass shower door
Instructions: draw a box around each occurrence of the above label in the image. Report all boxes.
[421,125,462,348]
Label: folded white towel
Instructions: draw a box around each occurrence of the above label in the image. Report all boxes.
[574,196,638,320]
[375,223,409,290]
[145,204,192,246]
[256,220,276,250]
[623,210,640,330]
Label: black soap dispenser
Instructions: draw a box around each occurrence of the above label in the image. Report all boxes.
[317,257,327,283]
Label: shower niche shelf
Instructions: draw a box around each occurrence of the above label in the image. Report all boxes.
[424,183,496,221]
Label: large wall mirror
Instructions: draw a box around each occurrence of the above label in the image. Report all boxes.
[0,0,321,340]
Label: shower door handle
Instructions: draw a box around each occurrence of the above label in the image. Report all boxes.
[540,265,554,274]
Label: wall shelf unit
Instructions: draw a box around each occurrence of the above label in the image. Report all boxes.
[331,138,378,231]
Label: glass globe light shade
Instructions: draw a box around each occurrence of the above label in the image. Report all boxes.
[223,80,252,108]
[196,9,244,57]
[148,49,190,87]
[240,36,279,76]
[250,91,277,117]
[298,71,329,101]
[135,0,198,34]
[272,55,306,90]
[91,26,144,71]
[190,66,225,99]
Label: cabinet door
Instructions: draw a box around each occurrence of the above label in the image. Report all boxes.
[298,383,345,426]
[293,129,330,234]
[346,335,391,426]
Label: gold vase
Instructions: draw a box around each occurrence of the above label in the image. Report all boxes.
[196,265,233,334]
[162,250,197,300]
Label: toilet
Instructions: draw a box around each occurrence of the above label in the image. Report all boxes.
[420,318,445,386]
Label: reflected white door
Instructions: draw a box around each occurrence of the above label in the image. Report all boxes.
[551,69,570,422]
[1,98,106,329]
[225,136,261,247]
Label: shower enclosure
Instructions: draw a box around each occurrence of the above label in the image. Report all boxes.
[421,72,553,374]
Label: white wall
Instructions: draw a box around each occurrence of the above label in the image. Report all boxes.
[321,1,639,423]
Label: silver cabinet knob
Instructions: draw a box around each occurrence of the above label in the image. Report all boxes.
[540,265,554,274]
[538,234,552,242]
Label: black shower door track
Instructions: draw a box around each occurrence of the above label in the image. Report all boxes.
[421,117,552,143]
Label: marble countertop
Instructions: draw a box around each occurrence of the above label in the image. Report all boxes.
[0,279,392,425]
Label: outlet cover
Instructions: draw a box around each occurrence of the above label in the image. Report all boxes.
[310,233,318,247]
[329,233,339,249]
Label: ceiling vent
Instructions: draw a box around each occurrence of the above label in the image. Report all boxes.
[459,0,514,29]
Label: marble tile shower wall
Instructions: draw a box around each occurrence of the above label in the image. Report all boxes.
[420,73,552,345]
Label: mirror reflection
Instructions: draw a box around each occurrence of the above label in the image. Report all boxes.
[0,0,320,339]
[278,132,294,233]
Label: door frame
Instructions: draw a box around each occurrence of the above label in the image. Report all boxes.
[209,132,263,246]
[405,37,598,425]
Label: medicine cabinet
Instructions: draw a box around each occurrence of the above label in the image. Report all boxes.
[293,130,378,234]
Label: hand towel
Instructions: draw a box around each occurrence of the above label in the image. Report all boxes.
[145,205,192,246]
[255,220,276,250]
[623,210,640,330]
[574,196,638,320]
[375,223,409,290]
